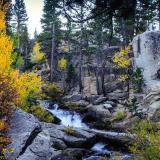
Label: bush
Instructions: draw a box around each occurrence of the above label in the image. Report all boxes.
[112,111,126,122]
[66,64,75,83]
[11,52,24,70]
[30,105,54,123]
[130,120,160,160]
[128,97,139,115]
[43,83,64,100]
[132,68,143,93]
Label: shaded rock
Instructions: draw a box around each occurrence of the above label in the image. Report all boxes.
[6,109,41,160]
[62,148,88,159]
[87,104,111,120]
[62,99,89,113]
[63,128,96,148]
[51,155,74,160]
[63,94,82,102]
[107,92,128,101]
[93,96,107,105]
[83,104,112,129]
[105,81,127,93]
[85,95,102,103]
[51,138,67,150]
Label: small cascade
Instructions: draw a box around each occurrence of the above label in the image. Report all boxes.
[91,142,111,154]
[42,101,88,129]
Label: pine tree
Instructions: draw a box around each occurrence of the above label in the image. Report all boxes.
[41,0,62,81]
[13,0,28,51]
[2,0,13,34]
[20,26,30,67]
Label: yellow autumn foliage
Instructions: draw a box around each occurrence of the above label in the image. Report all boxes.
[0,4,42,157]
[0,120,5,131]
[31,42,44,63]
[0,34,13,72]
[113,46,131,68]
[119,74,129,81]
[0,10,5,31]
[58,57,68,71]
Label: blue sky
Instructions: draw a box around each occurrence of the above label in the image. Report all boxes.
[24,0,43,38]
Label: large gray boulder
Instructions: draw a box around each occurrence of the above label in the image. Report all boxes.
[6,109,41,160]
[132,31,160,117]
[133,31,160,81]
[86,104,112,120]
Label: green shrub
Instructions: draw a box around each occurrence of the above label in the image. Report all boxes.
[130,120,160,160]
[112,111,126,122]
[128,97,139,115]
[30,105,54,123]
[63,127,76,136]
[43,83,64,100]
[132,68,143,93]
[66,64,75,83]
[11,52,24,70]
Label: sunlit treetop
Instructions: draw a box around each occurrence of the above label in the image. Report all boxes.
[31,42,45,63]
[58,57,68,71]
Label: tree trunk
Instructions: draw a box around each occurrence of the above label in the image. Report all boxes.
[78,6,84,93]
[121,17,127,47]
[108,16,113,46]
[50,23,56,81]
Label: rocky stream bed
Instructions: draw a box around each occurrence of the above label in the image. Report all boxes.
[6,100,135,160]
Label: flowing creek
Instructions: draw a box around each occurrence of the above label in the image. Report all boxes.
[41,101,132,160]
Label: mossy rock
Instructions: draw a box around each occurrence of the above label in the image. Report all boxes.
[63,127,77,136]
[60,101,87,113]
[30,105,60,123]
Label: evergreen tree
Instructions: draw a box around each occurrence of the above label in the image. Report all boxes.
[20,26,30,67]
[13,0,29,69]
[13,0,28,50]
[2,0,13,34]
[41,0,62,81]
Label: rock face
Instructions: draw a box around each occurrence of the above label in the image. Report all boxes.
[132,31,160,118]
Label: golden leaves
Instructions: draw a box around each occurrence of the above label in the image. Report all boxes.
[58,57,68,71]
[113,46,131,68]
[0,6,43,157]
[31,42,44,63]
